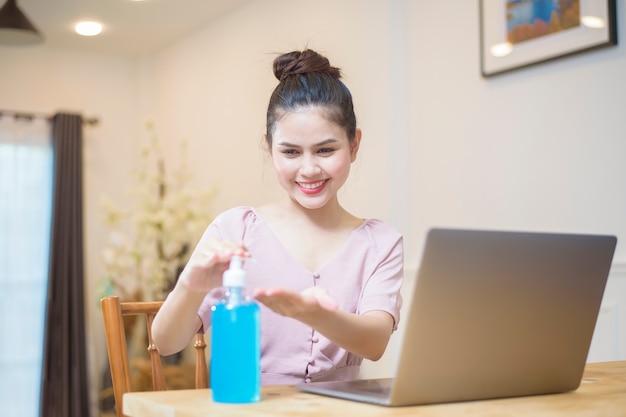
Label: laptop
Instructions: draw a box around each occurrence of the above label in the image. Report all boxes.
[296,228,617,406]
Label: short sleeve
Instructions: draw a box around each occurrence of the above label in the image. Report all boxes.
[356,221,404,330]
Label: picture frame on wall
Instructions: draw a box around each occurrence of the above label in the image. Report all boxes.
[480,0,618,77]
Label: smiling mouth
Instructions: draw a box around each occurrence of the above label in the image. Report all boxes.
[297,180,327,190]
[296,180,329,194]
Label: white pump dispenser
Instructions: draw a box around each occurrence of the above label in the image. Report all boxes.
[223,256,246,287]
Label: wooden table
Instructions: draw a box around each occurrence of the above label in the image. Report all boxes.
[123,361,626,417]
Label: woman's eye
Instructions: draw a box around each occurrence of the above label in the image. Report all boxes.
[318,148,335,154]
[281,149,298,156]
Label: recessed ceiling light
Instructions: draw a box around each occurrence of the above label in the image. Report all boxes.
[75,21,103,37]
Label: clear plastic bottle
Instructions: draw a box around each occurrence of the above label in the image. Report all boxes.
[210,256,261,403]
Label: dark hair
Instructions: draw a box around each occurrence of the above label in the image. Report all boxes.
[265,49,357,148]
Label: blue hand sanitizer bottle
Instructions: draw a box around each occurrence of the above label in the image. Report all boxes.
[210,256,261,403]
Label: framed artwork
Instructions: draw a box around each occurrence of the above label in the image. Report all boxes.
[480,0,618,77]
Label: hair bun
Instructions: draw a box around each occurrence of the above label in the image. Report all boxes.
[273,49,341,82]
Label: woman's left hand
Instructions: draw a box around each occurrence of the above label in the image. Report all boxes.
[255,286,393,361]
[253,286,338,319]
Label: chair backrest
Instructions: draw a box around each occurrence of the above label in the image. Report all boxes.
[101,295,208,417]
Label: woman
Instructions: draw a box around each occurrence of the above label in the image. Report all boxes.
[152,48,403,385]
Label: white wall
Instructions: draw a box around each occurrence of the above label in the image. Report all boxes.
[1,0,625,413]
[405,1,626,265]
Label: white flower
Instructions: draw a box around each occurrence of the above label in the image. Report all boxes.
[99,124,215,302]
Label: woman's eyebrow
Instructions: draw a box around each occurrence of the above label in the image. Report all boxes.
[276,138,338,147]
[276,141,298,147]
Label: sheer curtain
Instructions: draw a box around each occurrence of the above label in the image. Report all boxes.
[0,116,53,417]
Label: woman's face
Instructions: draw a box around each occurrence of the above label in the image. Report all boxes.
[269,107,361,210]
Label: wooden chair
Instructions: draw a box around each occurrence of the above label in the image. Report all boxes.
[101,295,208,417]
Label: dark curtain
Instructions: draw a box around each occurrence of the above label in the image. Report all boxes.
[40,113,91,417]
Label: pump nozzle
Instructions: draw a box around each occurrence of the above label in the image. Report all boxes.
[223,255,246,287]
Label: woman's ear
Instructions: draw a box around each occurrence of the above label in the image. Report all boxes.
[350,128,362,162]
[263,133,272,155]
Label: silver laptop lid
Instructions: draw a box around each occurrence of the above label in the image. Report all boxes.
[390,228,616,405]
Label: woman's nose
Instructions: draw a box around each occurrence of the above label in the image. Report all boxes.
[300,154,321,176]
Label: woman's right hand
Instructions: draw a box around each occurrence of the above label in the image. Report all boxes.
[153,238,249,356]
[177,239,250,293]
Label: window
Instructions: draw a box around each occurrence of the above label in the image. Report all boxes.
[0,117,52,417]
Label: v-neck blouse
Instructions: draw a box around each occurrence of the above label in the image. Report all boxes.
[196,206,404,385]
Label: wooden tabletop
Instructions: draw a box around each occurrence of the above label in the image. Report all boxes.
[123,361,626,417]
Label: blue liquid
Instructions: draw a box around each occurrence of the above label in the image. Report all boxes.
[210,299,261,403]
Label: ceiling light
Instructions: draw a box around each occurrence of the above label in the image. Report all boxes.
[0,0,44,45]
[75,21,103,37]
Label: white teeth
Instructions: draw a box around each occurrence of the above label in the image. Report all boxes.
[299,180,325,189]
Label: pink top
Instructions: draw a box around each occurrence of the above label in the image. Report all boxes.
[196,206,404,385]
